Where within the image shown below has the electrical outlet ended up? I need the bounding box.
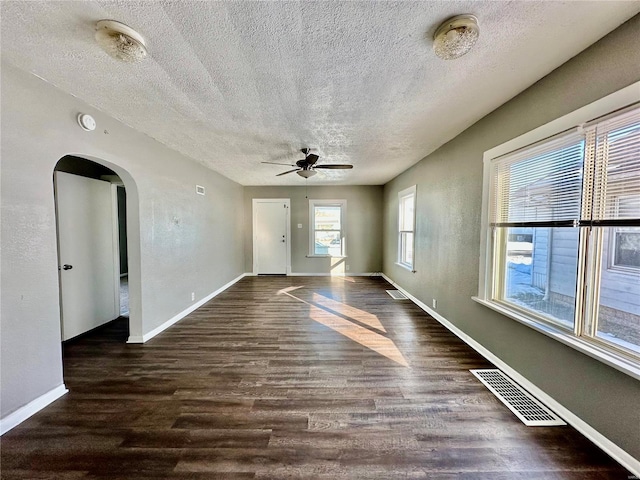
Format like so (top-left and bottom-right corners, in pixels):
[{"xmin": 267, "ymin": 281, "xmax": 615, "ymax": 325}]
[
  {"xmin": 346, "ymin": 264, "xmax": 350, "ymax": 271},
  {"xmin": 297, "ymin": 223, "xmax": 302, "ymax": 229},
  {"xmin": 432, "ymin": 298, "xmax": 437, "ymax": 309},
  {"xmin": 191, "ymin": 292, "xmax": 195, "ymax": 301}
]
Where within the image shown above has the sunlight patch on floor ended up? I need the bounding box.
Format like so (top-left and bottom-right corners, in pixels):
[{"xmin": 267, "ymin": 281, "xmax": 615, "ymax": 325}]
[
  {"xmin": 277, "ymin": 286, "xmax": 408, "ymax": 367},
  {"xmin": 309, "ymin": 306, "xmax": 409, "ymax": 367},
  {"xmin": 312, "ymin": 293, "xmax": 386, "ymax": 333}
]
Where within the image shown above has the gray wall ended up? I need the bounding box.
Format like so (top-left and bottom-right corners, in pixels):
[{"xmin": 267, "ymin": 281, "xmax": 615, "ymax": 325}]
[
  {"xmin": 244, "ymin": 186, "xmax": 383, "ymax": 274},
  {"xmin": 382, "ymin": 16, "xmax": 640, "ymax": 458},
  {"xmin": 1, "ymin": 62, "xmax": 245, "ymax": 419}
]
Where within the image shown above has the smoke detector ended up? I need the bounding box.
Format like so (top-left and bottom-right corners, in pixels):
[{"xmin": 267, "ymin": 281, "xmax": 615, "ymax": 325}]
[
  {"xmin": 433, "ymin": 15, "xmax": 479, "ymax": 60},
  {"xmin": 77, "ymin": 113, "xmax": 96, "ymax": 131},
  {"xmin": 95, "ymin": 20, "xmax": 147, "ymax": 63}
]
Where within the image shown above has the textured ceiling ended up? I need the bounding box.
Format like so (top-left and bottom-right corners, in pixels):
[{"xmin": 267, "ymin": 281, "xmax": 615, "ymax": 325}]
[{"xmin": 2, "ymin": 1, "xmax": 639, "ymax": 186}]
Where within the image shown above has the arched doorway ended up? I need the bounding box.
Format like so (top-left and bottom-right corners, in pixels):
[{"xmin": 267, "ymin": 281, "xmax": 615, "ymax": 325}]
[{"xmin": 53, "ymin": 155, "xmax": 142, "ymax": 344}]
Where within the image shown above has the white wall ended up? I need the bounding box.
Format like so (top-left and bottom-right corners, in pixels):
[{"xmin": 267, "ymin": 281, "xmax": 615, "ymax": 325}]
[{"xmin": 0, "ymin": 62, "xmax": 245, "ymax": 420}]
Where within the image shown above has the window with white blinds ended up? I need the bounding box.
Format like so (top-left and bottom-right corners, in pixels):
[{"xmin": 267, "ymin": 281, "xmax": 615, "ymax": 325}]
[
  {"xmin": 490, "ymin": 132, "xmax": 585, "ymax": 226},
  {"xmin": 490, "ymin": 105, "xmax": 640, "ymax": 228},
  {"xmin": 481, "ymin": 102, "xmax": 640, "ymax": 373},
  {"xmin": 587, "ymin": 107, "xmax": 640, "ymax": 224}
]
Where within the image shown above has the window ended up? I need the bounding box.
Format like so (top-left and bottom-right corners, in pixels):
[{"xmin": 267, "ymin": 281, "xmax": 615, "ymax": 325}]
[
  {"xmin": 609, "ymin": 197, "xmax": 640, "ymax": 271},
  {"xmin": 309, "ymin": 199, "xmax": 346, "ymax": 256},
  {"xmin": 611, "ymin": 227, "xmax": 640, "ymax": 270},
  {"xmin": 397, "ymin": 186, "xmax": 416, "ymax": 270},
  {"xmin": 477, "ymin": 100, "xmax": 640, "ymax": 376}
]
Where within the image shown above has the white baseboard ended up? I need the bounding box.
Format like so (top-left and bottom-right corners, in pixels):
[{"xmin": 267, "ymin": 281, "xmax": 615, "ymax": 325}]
[
  {"xmin": 246, "ymin": 272, "xmax": 382, "ymax": 277},
  {"xmin": 127, "ymin": 273, "xmax": 248, "ymax": 344},
  {"xmin": 1, "ymin": 384, "xmax": 68, "ymax": 436},
  {"xmin": 381, "ymin": 273, "xmax": 640, "ymax": 477},
  {"xmin": 288, "ymin": 272, "xmax": 381, "ymax": 277}
]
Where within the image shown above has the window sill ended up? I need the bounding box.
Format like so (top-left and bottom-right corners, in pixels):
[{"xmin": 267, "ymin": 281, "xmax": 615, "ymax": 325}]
[
  {"xmin": 395, "ymin": 262, "xmax": 415, "ymax": 272},
  {"xmin": 472, "ymin": 296, "xmax": 640, "ymax": 381},
  {"xmin": 306, "ymin": 255, "xmax": 347, "ymax": 258}
]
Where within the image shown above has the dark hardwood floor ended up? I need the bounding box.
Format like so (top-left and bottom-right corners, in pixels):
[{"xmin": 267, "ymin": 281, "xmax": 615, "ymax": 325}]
[{"xmin": 0, "ymin": 276, "xmax": 632, "ymax": 479}]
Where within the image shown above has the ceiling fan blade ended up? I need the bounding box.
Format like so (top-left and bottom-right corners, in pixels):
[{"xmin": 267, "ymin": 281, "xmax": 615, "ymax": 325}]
[
  {"xmin": 314, "ymin": 164, "xmax": 353, "ymax": 169},
  {"xmin": 306, "ymin": 154, "xmax": 319, "ymax": 165},
  {"xmin": 276, "ymin": 168, "xmax": 301, "ymax": 176},
  {"xmin": 262, "ymin": 161, "xmax": 296, "ymax": 166}
]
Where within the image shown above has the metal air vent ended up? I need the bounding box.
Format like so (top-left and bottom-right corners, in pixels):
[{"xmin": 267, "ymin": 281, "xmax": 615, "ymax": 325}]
[
  {"xmin": 470, "ymin": 369, "xmax": 566, "ymax": 426},
  {"xmin": 386, "ymin": 290, "xmax": 408, "ymax": 300}
]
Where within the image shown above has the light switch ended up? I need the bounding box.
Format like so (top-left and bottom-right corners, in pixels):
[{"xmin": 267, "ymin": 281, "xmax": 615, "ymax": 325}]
[{"xmin": 297, "ymin": 224, "xmax": 302, "ymax": 228}]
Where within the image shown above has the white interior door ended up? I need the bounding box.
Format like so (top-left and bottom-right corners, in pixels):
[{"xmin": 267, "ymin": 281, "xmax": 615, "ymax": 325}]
[
  {"xmin": 253, "ymin": 199, "xmax": 289, "ymax": 274},
  {"xmin": 55, "ymin": 172, "xmax": 119, "ymax": 341}
]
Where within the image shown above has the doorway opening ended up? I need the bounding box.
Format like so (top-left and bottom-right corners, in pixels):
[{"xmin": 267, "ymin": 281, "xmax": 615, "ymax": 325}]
[{"xmin": 54, "ymin": 156, "xmax": 130, "ymax": 342}]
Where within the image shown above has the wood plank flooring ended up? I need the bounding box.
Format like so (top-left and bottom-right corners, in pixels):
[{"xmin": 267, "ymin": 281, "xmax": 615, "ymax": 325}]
[{"xmin": 0, "ymin": 276, "xmax": 632, "ymax": 479}]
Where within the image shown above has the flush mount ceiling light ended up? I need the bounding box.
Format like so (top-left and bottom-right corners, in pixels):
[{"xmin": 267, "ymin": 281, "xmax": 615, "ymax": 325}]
[
  {"xmin": 433, "ymin": 14, "xmax": 479, "ymax": 60},
  {"xmin": 95, "ymin": 20, "xmax": 147, "ymax": 63},
  {"xmin": 297, "ymin": 169, "xmax": 317, "ymax": 178}
]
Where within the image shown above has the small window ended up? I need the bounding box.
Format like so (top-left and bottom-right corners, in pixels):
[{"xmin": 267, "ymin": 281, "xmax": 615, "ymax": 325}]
[
  {"xmin": 609, "ymin": 197, "xmax": 640, "ymax": 272},
  {"xmin": 309, "ymin": 199, "xmax": 346, "ymax": 256},
  {"xmin": 612, "ymin": 228, "xmax": 640, "ymax": 269},
  {"xmin": 397, "ymin": 186, "xmax": 416, "ymax": 270}
]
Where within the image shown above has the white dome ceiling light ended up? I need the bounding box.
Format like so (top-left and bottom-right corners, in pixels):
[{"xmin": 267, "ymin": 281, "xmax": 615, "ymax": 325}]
[
  {"xmin": 95, "ymin": 20, "xmax": 147, "ymax": 63},
  {"xmin": 433, "ymin": 15, "xmax": 479, "ymax": 60},
  {"xmin": 297, "ymin": 169, "xmax": 317, "ymax": 178}
]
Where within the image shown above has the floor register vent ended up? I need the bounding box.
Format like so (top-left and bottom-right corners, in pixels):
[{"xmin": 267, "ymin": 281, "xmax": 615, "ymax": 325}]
[
  {"xmin": 386, "ymin": 290, "xmax": 407, "ymax": 300},
  {"xmin": 470, "ymin": 369, "xmax": 566, "ymax": 427}
]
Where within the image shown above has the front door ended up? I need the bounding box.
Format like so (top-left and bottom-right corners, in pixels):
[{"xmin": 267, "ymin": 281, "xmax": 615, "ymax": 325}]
[
  {"xmin": 55, "ymin": 172, "xmax": 119, "ymax": 340},
  {"xmin": 253, "ymin": 199, "xmax": 289, "ymax": 274}
]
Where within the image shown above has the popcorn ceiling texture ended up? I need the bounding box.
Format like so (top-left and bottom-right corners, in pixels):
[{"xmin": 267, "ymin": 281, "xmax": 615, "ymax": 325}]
[{"xmin": 1, "ymin": 1, "xmax": 638, "ymax": 186}]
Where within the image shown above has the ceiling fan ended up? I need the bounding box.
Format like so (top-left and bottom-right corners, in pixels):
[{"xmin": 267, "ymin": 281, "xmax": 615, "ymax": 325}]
[{"xmin": 262, "ymin": 148, "xmax": 353, "ymax": 178}]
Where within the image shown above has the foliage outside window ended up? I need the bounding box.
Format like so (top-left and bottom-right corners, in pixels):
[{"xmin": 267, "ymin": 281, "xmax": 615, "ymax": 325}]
[
  {"xmin": 398, "ymin": 186, "xmax": 416, "ymax": 270},
  {"xmin": 309, "ymin": 199, "xmax": 346, "ymax": 256},
  {"xmin": 484, "ymin": 105, "xmax": 640, "ymax": 365}
]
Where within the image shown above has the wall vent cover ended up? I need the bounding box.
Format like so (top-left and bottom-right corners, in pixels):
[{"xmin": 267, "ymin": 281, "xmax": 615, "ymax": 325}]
[
  {"xmin": 470, "ymin": 369, "xmax": 566, "ymax": 426},
  {"xmin": 386, "ymin": 290, "xmax": 407, "ymax": 300},
  {"xmin": 196, "ymin": 185, "xmax": 205, "ymax": 195}
]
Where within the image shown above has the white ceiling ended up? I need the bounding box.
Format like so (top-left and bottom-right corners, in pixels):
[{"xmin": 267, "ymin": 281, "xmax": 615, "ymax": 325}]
[{"xmin": 2, "ymin": 2, "xmax": 638, "ymax": 186}]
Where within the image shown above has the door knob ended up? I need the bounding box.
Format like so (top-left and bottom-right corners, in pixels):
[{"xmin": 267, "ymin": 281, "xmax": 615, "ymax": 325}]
[{"xmin": 62, "ymin": 264, "xmax": 73, "ymax": 270}]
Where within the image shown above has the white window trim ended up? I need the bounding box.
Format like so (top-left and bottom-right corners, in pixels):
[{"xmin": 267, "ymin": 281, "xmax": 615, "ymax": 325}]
[
  {"xmin": 396, "ymin": 185, "xmax": 417, "ymax": 271},
  {"xmin": 475, "ymin": 81, "xmax": 640, "ymax": 380},
  {"xmin": 609, "ymin": 228, "xmax": 640, "ymax": 273},
  {"xmin": 608, "ymin": 196, "xmax": 640, "ymax": 273},
  {"xmin": 308, "ymin": 199, "xmax": 347, "ymax": 257}
]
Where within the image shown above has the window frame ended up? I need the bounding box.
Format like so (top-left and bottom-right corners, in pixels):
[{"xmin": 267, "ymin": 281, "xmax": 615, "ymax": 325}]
[
  {"xmin": 397, "ymin": 185, "xmax": 417, "ymax": 271},
  {"xmin": 474, "ymin": 82, "xmax": 640, "ymax": 380},
  {"xmin": 608, "ymin": 196, "xmax": 640, "ymax": 273},
  {"xmin": 308, "ymin": 199, "xmax": 347, "ymax": 257}
]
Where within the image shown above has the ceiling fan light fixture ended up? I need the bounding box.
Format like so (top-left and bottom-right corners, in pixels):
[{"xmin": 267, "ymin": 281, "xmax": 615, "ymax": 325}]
[
  {"xmin": 297, "ymin": 169, "xmax": 317, "ymax": 178},
  {"xmin": 433, "ymin": 14, "xmax": 479, "ymax": 60},
  {"xmin": 95, "ymin": 20, "xmax": 147, "ymax": 63}
]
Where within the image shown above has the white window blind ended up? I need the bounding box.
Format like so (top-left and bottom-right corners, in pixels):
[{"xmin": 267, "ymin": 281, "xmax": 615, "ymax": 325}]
[
  {"xmin": 489, "ymin": 131, "xmax": 585, "ymax": 226},
  {"xmin": 588, "ymin": 106, "xmax": 640, "ymax": 224}
]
